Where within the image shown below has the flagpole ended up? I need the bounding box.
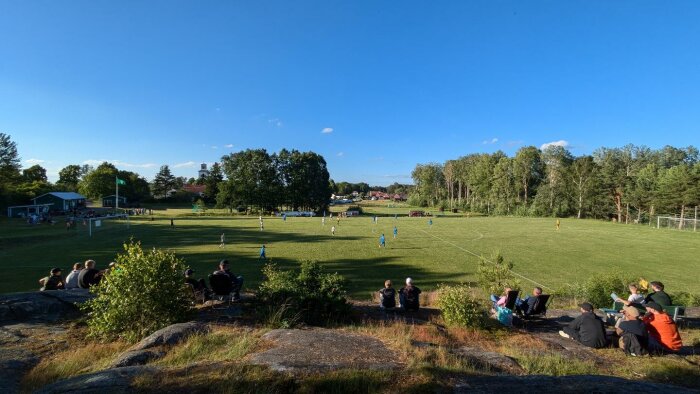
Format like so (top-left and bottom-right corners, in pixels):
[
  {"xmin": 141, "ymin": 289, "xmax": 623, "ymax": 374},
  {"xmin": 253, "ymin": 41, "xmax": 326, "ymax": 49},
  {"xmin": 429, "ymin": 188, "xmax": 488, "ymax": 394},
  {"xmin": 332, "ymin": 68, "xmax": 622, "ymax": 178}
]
[{"xmin": 115, "ymin": 176, "xmax": 119, "ymax": 213}]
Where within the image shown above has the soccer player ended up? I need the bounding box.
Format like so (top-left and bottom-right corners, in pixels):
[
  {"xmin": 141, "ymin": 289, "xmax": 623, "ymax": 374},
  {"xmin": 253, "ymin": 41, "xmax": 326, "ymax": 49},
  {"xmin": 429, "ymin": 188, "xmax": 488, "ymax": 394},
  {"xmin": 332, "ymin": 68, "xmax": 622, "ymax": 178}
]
[
  {"xmin": 219, "ymin": 233, "xmax": 225, "ymax": 248},
  {"xmin": 259, "ymin": 245, "xmax": 266, "ymax": 260},
  {"xmin": 428, "ymin": 218, "xmax": 433, "ymax": 227},
  {"xmin": 379, "ymin": 233, "xmax": 386, "ymax": 248},
  {"xmin": 322, "ymin": 216, "xmax": 326, "ymax": 226},
  {"xmin": 556, "ymin": 219, "xmax": 561, "ymax": 230},
  {"xmin": 331, "ymin": 225, "xmax": 336, "ymax": 235},
  {"xmin": 393, "ymin": 226, "xmax": 398, "ymax": 239},
  {"xmin": 170, "ymin": 219, "xmax": 174, "ymax": 227}
]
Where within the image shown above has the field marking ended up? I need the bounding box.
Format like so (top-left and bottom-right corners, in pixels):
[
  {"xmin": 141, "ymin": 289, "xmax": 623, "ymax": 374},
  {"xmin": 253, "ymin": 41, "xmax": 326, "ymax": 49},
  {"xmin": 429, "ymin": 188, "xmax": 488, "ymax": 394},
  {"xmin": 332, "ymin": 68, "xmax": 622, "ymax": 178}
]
[{"xmin": 407, "ymin": 220, "xmax": 553, "ymax": 292}]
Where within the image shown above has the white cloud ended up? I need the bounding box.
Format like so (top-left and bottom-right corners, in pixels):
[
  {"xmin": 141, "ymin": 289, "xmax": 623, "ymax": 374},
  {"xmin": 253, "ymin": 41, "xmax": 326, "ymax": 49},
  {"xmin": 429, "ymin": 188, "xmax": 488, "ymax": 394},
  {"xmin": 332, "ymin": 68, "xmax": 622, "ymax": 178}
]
[
  {"xmin": 268, "ymin": 118, "xmax": 283, "ymax": 127},
  {"xmin": 25, "ymin": 158, "xmax": 45, "ymax": 165},
  {"xmin": 540, "ymin": 140, "xmax": 570, "ymax": 150},
  {"xmin": 82, "ymin": 159, "xmax": 156, "ymax": 168},
  {"xmin": 337, "ymin": 152, "xmax": 344, "ymax": 157},
  {"xmin": 224, "ymin": 144, "xmax": 233, "ymax": 148},
  {"xmin": 211, "ymin": 145, "xmax": 218, "ymax": 149},
  {"xmin": 482, "ymin": 138, "xmax": 499, "ymax": 144},
  {"xmin": 321, "ymin": 127, "xmax": 333, "ymax": 134},
  {"xmin": 173, "ymin": 161, "xmax": 196, "ymax": 168}
]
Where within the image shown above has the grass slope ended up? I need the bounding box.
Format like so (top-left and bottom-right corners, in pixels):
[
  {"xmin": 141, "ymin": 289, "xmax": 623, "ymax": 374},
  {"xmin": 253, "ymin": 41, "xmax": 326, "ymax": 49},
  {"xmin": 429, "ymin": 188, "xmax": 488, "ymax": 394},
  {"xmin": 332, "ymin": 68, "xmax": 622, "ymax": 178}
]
[{"xmin": 1, "ymin": 210, "xmax": 699, "ymax": 297}]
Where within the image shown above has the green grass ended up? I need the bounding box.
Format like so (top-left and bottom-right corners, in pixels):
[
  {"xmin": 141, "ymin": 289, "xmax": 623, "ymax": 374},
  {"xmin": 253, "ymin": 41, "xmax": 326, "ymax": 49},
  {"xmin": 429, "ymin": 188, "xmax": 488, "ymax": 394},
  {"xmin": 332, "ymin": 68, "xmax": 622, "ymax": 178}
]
[{"xmin": 2, "ymin": 205, "xmax": 699, "ymax": 297}]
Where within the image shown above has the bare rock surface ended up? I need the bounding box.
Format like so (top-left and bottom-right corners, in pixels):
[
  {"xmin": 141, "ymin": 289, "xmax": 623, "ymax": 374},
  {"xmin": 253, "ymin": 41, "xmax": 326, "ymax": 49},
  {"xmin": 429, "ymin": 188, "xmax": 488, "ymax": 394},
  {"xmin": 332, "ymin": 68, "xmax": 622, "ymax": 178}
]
[
  {"xmin": 109, "ymin": 349, "xmax": 166, "ymax": 368},
  {"xmin": 454, "ymin": 375, "xmax": 698, "ymax": 393},
  {"xmin": 249, "ymin": 328, "xmax": 399, "ymax": 373},
  {"xmin": 0, "ymin": 347, "xmax": 38, "ymax": 393},
  {"xmin": 452, "ymin": 346, "xmax": 524, "ymax": 375},
  {"xmin": 35, "ymin": 366, "xmax": 158, "ymax": 394},
  {"xmin": 130, "ymin": 322, "xmax": 209, "ymax": 351},
  {"xmin": 0, "ymin": 290, "xmax": 92, "ymax": 324}
]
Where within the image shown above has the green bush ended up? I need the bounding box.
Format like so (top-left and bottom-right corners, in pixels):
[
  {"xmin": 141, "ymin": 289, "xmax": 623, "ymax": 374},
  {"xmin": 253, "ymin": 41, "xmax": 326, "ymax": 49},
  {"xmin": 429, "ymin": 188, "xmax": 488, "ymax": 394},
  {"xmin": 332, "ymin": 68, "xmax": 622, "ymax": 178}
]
[
  {"xmin": 257, "ymin": 260, "xmax": 350, "ymax": 326},
  {"xmin": 671, "ymin": 292, "xmax": 700, "ymax": 307},
  {"xmin": 557, "ymin": 271, "xmax": 637, "ymax": 309},
  {"xmin": 477, "ymin": 252, "xmax": 521, "ymax": 296},
  {"xmin": 81, "ymin": 240, "xmax": 193, "ymax": 342},
  {"xmin": 437, "ymin": 284, "xmax": 488, "ymax": 328}
]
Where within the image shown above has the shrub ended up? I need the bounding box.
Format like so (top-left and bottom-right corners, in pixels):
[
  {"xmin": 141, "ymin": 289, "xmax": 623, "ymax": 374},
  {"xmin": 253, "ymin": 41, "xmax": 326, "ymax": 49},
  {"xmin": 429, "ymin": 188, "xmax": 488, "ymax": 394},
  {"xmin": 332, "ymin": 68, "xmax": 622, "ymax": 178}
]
[
  {"xmin": 81, "ymin": 240, "xmax": 193, "ymax": 342},
  {"xmin": 671, "ymin": 292, "xmax": 700, "ymax": 307},
  {"xmin": 477, "ymin": 252, "xmax": 520, "ymax": 296},
  {"xmin": 257, "ymin": 260, "xmax": 350, "ymax": 326},
  {"xmin": 557, "ymin": 271, "xmax": 637, "ymax": 309},
  {"xmin": 437, "ymin": 284, "xmax": 488, "ymax": 328}
]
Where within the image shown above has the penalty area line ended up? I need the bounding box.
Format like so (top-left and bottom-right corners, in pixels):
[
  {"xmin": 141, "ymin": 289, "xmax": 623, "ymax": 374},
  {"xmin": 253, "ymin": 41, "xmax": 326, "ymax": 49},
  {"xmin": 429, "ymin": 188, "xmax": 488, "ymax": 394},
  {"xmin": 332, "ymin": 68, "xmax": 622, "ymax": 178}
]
[{"xmin": 412, "ymin": 223, "xmax": 553, "ymax": 292}]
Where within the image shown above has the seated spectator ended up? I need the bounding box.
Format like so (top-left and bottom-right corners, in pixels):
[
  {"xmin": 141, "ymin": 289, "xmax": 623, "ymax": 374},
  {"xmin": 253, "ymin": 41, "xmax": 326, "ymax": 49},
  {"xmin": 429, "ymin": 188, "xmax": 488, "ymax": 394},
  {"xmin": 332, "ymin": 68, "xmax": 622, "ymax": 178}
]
[
  {"xmin": 516, "ymin": 287, "xmax": 544, "ymax": 316},
  {"xmin": 559, "ymin": 302, "xmax": 607, "ymax": 349},
  {"xmin": 626, "ymin": 284, "xmax": 645, "ymax": 304},
  {"xmin": 39, "ymin": 268, "xmax": 64, "ymax": 291},
  {"xmin": 616, "ymin": 306, "xmax": 648, "ymax": 356},
  {"xmin": 64, "ymin": 262, "xmax": 82, "ymax": 290},
  {"xmin": 399, "ymin": 277, "xmax": 421, "ymax": 311},
  {"xmin": 623, "ymin": 281, "xmax": 671, "ymax": 308},
  {"xmin": 185, "ymin": 268, "xmax": 210, "ymax": 298},
  {"xmin": 378, "ymin": 280, "xmax": 397, "ymax": 309},
  {"xmin": 643, "ymin": 302, "xmax": 682, "ymax": 353},
  {"xmin": 490, "ymin": 287, "xmax": 512, "ymax": 310},
  {"xmin": 78, "ymin": 260, "xmax": 102, "ymax": 289},
  {"xmin": 212, "ymin": 259, "xmax": 243, "ymax": 300}
]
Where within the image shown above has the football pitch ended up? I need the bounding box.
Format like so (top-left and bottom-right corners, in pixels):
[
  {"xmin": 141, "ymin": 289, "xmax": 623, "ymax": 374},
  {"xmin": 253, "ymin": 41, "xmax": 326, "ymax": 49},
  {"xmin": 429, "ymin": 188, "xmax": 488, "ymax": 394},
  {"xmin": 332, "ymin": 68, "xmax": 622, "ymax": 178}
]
[{"xmin": 1, "ymin": 213, "xmax": 699, "ymax": 297}]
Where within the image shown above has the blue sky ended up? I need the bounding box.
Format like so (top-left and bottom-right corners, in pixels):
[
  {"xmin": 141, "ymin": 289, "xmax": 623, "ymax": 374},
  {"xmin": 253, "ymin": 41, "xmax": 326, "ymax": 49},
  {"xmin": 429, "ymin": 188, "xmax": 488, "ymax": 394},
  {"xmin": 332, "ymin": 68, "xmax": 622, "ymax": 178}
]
[{"xmin": 2, "ymin": 1, "xmax": 699, "ymax": 185}]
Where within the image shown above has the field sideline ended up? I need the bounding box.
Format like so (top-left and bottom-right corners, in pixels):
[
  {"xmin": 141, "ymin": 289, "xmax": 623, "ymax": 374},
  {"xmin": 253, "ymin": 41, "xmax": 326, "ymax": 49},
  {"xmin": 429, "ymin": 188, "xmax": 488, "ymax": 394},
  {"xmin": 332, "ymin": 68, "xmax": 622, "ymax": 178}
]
[{"xmin": 1, "ymin": 212, "xmax": 699, "ymax": 297}]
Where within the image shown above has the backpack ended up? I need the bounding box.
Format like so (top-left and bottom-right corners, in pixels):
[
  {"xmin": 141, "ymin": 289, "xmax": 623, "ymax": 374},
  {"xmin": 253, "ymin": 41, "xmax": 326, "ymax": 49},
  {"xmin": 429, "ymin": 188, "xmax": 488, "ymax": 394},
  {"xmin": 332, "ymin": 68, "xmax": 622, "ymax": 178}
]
[
  {"xmin": 621, "ymin": 332, "xmax": 648, "ymax": 357},
  {"xmin": 496, "ymin": 306, "xmax": 514, "ymax": 327}
]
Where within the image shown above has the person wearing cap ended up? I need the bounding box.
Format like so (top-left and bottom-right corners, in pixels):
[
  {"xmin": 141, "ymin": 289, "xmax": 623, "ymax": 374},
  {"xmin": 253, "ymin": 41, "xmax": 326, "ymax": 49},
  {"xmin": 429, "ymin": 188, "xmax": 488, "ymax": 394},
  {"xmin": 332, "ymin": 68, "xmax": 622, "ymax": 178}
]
[
  {"xmin": 185, "ymin": 268, "xmax": 210, "ymax": 298},
  {"xmin": 559, "ymin": 302, "xmax": 607, "ymax": 348},
  {"xmin": 399, "ymin": 277, "xmax": 422, "ymax": 311},
  {"xmin": 64, "ymin": 262, "xmax": 82, "ymax": 290},
  {"xmin": 212, "ymin": 259, "xmax": 243, "ymax": 301},
  {"xmin": 39, "ymin": 268, "xmax": 65, "ymax": 291},
  {"xmin": 642, "ymin": 302, "xmax": 682, "ymax": 353},
  {"xmin": 615, "ymin": 306, "xmax": 648, "ymax": 355}
]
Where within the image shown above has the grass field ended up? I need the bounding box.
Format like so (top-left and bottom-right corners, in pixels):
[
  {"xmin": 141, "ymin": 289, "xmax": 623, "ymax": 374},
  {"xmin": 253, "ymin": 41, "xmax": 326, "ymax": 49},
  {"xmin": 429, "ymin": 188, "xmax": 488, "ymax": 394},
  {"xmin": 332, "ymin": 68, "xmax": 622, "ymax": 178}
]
[{"xmin": 2, "ymin": 205, "xmax": 699, "ymax": 297}]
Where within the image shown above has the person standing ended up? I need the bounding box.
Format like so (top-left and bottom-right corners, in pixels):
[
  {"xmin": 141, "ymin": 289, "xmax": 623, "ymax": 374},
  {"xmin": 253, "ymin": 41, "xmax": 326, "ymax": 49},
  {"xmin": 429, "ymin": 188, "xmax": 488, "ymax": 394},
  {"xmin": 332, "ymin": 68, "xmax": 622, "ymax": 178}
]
[
  {"xmin": 393, "ymin": 226, "xmax": 398, "ymax": 239},
  {"xmin": 259, "ymin": 245, "xmax": 267, "ymax": 260},
  {"xmin": 428, "ymin": 218, "xmax": 433, "ymax": 227},
  {"xmin": 219, "ymin": 233, "xmax": 225, "ymax": 248},
  {"xmin": 556, "ymin": 219, "xmax": 561, "ymax": 230},
  {"xmin": 331, "ymin": 225, "xmax": 336, "ymax": 236},
  {"xmin": 170, "ymin": 219, "xmax": 174, "ymax": 227},
  {"xmin": 379, "ymin": 233, "xmax": 386, "ymax": 248},
  {"xmin": 322, "ymin": 216, "xmax": 326, "ymax": 226}
]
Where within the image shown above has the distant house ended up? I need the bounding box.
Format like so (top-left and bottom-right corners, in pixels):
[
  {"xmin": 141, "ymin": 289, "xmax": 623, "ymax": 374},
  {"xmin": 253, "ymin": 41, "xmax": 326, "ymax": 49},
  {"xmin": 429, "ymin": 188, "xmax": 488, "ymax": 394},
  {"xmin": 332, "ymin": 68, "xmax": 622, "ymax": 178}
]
[
  {"xmin": 369, "ymin": 191, "xmax": 391, "ymax": 200},
  {"xmin": 183, "ymin": 184, "xmax": 206, "ymax": 197},
  {"xmin": 32, "ymin": 192, "xmax": 87, "ymax": 212},
  {"xmin": 102, "ymin": 195, "xmax": 127, "ymax": 207}
]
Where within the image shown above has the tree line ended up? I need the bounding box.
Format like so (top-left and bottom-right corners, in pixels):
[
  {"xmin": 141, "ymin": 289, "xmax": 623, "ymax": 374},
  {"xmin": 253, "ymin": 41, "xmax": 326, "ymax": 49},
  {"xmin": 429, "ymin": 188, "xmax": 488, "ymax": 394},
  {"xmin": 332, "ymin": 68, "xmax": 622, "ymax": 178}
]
[
  {"xmin": 0, "ymin": 134, "xmax": 331, "ymax": 213},
  {"xmin": 410, "ymin": 144, "xmax": 700, "ymax": 224}
]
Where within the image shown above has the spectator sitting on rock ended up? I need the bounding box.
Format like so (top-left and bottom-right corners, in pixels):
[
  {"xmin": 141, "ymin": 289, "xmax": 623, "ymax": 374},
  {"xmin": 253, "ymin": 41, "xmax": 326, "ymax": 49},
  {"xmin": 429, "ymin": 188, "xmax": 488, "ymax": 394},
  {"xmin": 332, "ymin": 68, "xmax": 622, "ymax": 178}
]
[
  {"xmin": 212, "ymin": 259, "xmax": 243, "ymax": 301},
  {"xmin": 185, "ymin": 268, "xmax": 210, "ymax": 299},
  {"xmin": 78, "ymin": 260, "xmax": 102, "ymax": 289},
  {"xmin": 643, "ymin": 302, "xmax": 682, "ymax": 353},
  {"xmin": 516, "ymin": 287, "xmax": 543, "ymax": 316},
  {"xmin": 399, "ymin": 277, "xmax": 421, "ymax": 311},
  {"xmin": 378, "ymin": 280, "xmax": 397, "ymax": 309},
  {"xmin": 39, "ymin": 267, "xmax": 64, "ymax": 291},
  {"xmin": 64, "ymin": 262, "xmax": 82, "ymax": 290},
  {"xmin": 616, "ymin": 305, "xmax": 648, "ymax": 356},
  {"xmin": 558, "ymin": 302, "xmax": 608, "ymax": 349}
]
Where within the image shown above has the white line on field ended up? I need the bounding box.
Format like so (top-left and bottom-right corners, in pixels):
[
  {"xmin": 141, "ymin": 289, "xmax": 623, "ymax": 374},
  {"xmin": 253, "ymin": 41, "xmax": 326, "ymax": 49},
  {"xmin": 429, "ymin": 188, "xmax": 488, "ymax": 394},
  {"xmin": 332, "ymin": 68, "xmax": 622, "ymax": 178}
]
[{"xmin": 408, "ymin": 220, "xmax": 553, "ymax": 291}]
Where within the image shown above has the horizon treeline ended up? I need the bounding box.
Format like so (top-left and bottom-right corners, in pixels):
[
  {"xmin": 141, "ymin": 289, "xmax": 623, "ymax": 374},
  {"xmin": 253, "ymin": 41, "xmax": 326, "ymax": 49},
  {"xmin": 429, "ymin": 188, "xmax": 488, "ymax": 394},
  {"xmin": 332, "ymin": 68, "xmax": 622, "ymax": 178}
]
[{"xmin": 410, "ymin": 144, "xmax": 700, "ymax": 223}]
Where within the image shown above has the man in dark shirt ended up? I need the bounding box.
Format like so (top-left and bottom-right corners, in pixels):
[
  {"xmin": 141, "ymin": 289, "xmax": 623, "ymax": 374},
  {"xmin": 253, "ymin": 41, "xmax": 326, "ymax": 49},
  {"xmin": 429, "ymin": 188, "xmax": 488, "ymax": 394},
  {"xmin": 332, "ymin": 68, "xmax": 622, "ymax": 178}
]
[
  {"xmin": 399, "ymin": 277, "xmax": 421, "ymax": 311},
  {"xmin": 644, "ymin": 281, "xmax": 672, "ymax": 306},
  {"xmin": 378, "ymin": 280, "xmax": 397, "ymax": 309},
  {"xmin": 616, "ymin": 305, "xmax": 648, "ymax": 355},
  {"xmin": 517, "ymin": 287, "xmax": 544, "ymax": 316},
  {"xmin": 212, "ymin": 260, "xmax": 243, "ymax": 300},
  {"xmin": 559, "ymin": 302, "xmax": 607, "ymax": 348},
  {"xmin": 39, "ymin": 268, "xmax": 64, "ymax": 291},
  {"xmin": 78, "ymin": 260, "xmax": 102, "ymax": 288}
]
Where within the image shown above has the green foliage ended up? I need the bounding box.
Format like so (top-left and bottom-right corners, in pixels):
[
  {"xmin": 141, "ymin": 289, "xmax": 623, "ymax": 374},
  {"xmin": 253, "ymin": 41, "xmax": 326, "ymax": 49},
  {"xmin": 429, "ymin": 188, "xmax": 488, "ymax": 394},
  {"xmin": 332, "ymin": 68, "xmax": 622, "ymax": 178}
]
[
  {"xmin": 671, "ymin": 291, "xmax": 700, "ymax": 307},
  {"xmin": 257, "ymin": 260, "xmax": 350, "ymax": 326},
  {"xmin": 514, "ymin": 352, "xmax": 597, "ymax": 376},
  {"xmin": 557, "ymin": 271, "xmax": 637, "ymax": 309},
  {"xmin": 477, "ymin": 252, "xmax": 520, "ymax": 296},
  {"xmin": 81, "ymin": 240, "xmax": 193, "ymax": 342},
  {"xmin": 436, "ymin": 284, "xmax": 488, "ymax": 328}
]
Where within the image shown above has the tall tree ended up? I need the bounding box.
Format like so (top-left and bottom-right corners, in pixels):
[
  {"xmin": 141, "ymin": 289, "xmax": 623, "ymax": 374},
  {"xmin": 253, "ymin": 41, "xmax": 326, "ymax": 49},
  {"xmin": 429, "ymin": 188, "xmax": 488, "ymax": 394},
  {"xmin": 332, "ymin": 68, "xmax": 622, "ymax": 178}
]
[
  {"xmin": 655, "ymin": 164, "xmax": 696, "ymax": 228},
  {"xmin": 219, "ymin": 149, "xmax": 280, "ymax": 211},
  {"xmin": 78, "ymin": 162, "xmax": 119, "ymax": 199},
  {"xmin": 57, "ymin": 164, "xmax": 85, "ymax": 191},
  {"xmin": 204, "ymin": 162, "xmax": 223, "ymax": 203},
  {"xmin": 540, "ymin": 146, "xmax": 573, "ymax": 216},
  {"xmin": 0, "ymin": 133, "xmax": 21, "ymax": 187},
  {"xmin": 568, "ymin": 156, "xmax": 599, "ymax": 219},
  {"xmin": 513, "ymin": 146, "xmax": 544, "ymax": 205},
  {"xmin": 152, "ymin": 165, "xmax": 176, "ymax": 199},
  {"xmin": 22, "ymin": 165, "xmax": 48, "ymax": 183},
  {"xmin": 594, "ymin": 147, "xmax": 628, "ymax": 222}
]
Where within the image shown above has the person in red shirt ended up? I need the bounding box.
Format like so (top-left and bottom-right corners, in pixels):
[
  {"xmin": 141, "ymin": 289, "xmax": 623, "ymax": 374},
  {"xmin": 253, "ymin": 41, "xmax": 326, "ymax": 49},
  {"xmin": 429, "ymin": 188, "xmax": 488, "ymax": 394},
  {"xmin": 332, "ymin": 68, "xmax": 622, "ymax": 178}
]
[{"xmin": 642, "ymin": 302, "xmax": 682, "ymax": 353}]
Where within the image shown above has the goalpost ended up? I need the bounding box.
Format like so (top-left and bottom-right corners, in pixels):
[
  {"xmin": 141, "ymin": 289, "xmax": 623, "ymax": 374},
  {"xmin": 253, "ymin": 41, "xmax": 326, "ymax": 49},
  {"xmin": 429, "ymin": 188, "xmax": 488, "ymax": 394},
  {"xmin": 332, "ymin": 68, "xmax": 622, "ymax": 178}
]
[
  {"xmin": 657, "ymin": 215, "xmax": 698, "ymax": 232},
  {"xmin": 88, "ymin": 214, "xmax": 130, "ymax": 237}
]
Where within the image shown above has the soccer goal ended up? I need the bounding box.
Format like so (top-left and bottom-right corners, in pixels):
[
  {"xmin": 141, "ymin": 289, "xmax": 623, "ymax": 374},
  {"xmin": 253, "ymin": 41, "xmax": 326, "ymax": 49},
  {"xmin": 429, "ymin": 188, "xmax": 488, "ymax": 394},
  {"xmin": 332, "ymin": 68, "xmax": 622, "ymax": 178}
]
[
  {"xmin": 87, "ymin": 214, "xmax": 130, "ymax": 237},
  {"xmin": 656, "ymin": 216, "xmax": 699, "ymax": 232}
]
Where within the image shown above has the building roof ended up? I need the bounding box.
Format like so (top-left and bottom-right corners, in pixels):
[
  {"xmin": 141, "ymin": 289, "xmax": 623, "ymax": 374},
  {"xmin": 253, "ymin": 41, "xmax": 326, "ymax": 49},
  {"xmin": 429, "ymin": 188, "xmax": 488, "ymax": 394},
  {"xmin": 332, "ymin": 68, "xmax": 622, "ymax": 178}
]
[
  {"xmin": 33, "ymin": 192, "xmax": 87, "ymax": 201},
  {"xmin": 102, "ymin": 195, "xmax": 127, "ymax": 199},
  {"xmin": 183, "ymin": 184, "xmax": 206, "ymax": 193}
]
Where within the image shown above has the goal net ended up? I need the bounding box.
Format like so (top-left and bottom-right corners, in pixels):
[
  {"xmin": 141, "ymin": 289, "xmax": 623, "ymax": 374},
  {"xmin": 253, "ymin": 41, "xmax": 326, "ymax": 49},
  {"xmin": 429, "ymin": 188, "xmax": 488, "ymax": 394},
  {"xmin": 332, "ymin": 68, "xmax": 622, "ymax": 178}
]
[
  {"xmin": 87, "ymin": 214, "xmax": 130, "ymax": 237},
  {"xmin": 656, "ymin": 216, "xmax": 699, "ymax": 232}
]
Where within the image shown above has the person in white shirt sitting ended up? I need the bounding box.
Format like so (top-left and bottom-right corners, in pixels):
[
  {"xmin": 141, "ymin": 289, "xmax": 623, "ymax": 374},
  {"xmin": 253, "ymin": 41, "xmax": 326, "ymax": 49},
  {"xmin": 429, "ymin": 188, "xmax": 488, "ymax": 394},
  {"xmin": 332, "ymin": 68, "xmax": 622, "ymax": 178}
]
[{"xmin": 64, "ymin": 262, "xmax": 82, "ymax": 290}]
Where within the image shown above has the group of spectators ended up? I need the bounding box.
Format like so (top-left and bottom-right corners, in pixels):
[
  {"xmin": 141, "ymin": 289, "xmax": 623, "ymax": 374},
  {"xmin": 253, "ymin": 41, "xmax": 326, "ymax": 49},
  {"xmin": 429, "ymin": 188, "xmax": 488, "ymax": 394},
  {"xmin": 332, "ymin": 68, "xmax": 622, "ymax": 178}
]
[
  {"xmin": 559, "ymin": 281, "xmax": 683, "ymax": 355},
  {"xmin": 184, "ymin": 259, "xmax": 243, "ymax": 302},
  {"xmin": 378, "ymin": 278, "xmax": 422, "ymax": 311},
  {"xmin": 38, "ymin": 260, "xmax": 109, "ymax": 291}
]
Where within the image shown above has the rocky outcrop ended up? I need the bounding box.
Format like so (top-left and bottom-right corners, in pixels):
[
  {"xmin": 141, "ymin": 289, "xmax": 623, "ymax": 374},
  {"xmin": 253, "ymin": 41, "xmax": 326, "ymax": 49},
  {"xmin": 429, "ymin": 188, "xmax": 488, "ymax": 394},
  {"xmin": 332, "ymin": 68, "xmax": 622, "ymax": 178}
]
[
  {"xmin": 109, "ymin": 349, "xmax": 166, "ymax": 368},
  {"xmin": 0, "ymin": 290, "xmax": 92, "ymax": 324},
  {"xmin": 35, "ymin": 365, "xmax": 158, "ymax": 394},
  {"xmin": 452, "ymin": 346, "xmax": 524, "ymax": 374},
  {"xmin": 454, "ymin": 375, "xmax": 697, "ymax": 393},
  {"xmin": 249, "ymin": 328, "xmax": 399, "ymax": 373},
  {"xmin": 0, "ymin": 347, "xmax": 38, "ymax": 393},
  {"xmin": 130, "ymin": 322, "xmax": 210, "ymax": 351}
]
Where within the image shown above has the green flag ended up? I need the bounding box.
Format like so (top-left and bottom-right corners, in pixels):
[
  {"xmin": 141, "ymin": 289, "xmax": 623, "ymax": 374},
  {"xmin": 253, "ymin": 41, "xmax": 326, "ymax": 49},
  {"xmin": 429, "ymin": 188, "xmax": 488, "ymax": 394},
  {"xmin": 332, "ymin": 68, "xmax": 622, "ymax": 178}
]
[{"xmin": 116, "ymin": 177, "xmax": 126, "ymax": 185}]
